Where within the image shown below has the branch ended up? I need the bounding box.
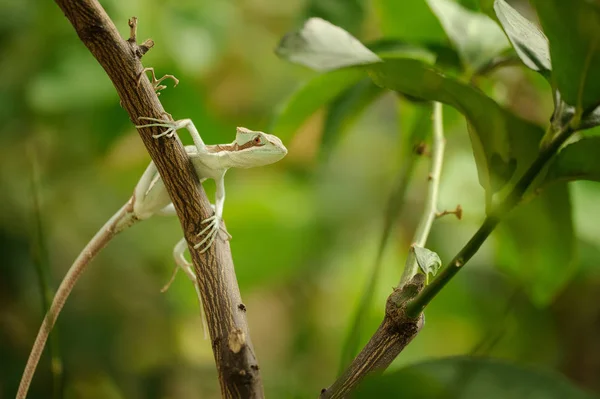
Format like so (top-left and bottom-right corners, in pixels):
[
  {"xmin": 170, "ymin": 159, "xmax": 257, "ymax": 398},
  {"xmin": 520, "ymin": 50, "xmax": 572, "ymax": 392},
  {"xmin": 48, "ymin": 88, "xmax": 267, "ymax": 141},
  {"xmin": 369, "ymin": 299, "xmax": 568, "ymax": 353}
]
[
  {"xmin": 323, "ymin": 103, "xmax": 445, "ymax": 397},
  {"xmin": 320, "ymin": 275, "xmax": 426, "ymax": 399},
  {"xmin": 52, "ymin": 1, "xmax": 263, "ymax": 397},
  {"xmin": 406, "ymin": 122, "xmax": 574, "ymax": 317},
  {"xmin": 322, "ymin": 106, "xmax": 575, "ymax": 397},
  {"xmin": 337, "ymin": 103, "xmax": 434, "ymax": 371},
  {"xmin": 399, "ymin": 102, "xmax": 447, "ymax": 286}
]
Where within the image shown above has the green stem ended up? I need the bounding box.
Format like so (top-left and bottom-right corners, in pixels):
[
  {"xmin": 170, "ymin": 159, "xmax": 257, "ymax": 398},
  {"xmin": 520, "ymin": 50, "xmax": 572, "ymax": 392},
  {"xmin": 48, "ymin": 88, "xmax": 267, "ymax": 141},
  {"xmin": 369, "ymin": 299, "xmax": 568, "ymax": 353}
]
[
  {"xmin": 406, "ymin": 124, "xmax": 574, "ymax": 318},
  {"xmin": 399, "ymin": 102, "xmax": 446, "ymax": 286},
  {"xmin": 337, "ymin": 103, "xmax": 432, "ymax": 371}
]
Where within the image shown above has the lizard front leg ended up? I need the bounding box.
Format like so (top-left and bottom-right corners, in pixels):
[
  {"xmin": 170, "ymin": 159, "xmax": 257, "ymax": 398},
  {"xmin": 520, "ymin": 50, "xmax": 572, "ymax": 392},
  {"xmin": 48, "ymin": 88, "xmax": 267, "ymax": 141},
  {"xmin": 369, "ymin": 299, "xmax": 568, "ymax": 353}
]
[
  {"xmin": 137, "ymin": 67, "xmax": 179, "ymax": 95},
  {"xmin": 136, "ymin": 117, "xmax": 208, "ymax": 155}
]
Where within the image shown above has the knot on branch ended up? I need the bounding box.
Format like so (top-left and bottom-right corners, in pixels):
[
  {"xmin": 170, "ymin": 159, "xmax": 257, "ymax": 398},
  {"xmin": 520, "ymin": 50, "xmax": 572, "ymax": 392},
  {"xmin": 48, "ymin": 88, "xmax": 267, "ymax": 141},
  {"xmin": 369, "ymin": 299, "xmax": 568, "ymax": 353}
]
[
  {"xmin": 228, "ymin": 328, "xmax": 246, "ymax": 354},
  {"xmin": 385, "ymin": 274, "xmax": 426, "ymax": 335},
  {"xmin": 127, "ymin": 17, "xmax": 154, "ymax": 58}
]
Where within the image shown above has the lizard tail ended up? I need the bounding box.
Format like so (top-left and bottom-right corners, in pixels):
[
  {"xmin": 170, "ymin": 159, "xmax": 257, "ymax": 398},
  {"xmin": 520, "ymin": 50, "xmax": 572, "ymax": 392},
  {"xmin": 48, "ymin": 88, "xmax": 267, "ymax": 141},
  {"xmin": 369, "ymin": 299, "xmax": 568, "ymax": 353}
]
[{"xmin": 16, "ymin": 197, "xmax": 138, "ymax": 399}]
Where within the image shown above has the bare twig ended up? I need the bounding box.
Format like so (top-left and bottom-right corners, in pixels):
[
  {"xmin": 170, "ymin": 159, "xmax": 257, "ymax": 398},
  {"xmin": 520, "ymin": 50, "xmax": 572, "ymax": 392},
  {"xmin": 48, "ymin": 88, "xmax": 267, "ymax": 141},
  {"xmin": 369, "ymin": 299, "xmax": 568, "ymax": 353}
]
[{"xmin": 45, "ymin": 1, "xmax": 263, "ymax": 397}]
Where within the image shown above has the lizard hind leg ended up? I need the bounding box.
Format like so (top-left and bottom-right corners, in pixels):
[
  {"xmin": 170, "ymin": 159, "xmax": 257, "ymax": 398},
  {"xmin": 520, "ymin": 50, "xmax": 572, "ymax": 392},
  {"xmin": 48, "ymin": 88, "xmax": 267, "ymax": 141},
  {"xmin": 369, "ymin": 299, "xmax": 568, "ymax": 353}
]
[{"xmin": 169, "ymin": 238, "xmax": 208, "ymax": 339}]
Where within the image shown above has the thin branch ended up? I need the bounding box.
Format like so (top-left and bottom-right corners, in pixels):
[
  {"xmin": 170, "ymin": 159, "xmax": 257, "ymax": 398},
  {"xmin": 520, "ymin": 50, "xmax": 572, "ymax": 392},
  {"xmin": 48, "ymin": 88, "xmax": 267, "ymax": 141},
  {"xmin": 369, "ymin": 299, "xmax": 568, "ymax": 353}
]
[
  {"xmin": 322, "ymin": 108, "xmax": 576, "ymax": 398},
  {"xmin": 48, "ymin": 2, "xmax": 263, "ymax": 397},
  {"xmin": 406, "ymin": 122, "xmax": 575, "ymax": 318},
  {"xmin": 399, "ymin": 102, "xmax": 447, "ymax": 286},
  {"xmin": 323, "ymin": 103, "xmax": 445, "ymax": 397},
  {"xmin": 337, "ymin": 103, "xmax": 433, "ymax": 372}
]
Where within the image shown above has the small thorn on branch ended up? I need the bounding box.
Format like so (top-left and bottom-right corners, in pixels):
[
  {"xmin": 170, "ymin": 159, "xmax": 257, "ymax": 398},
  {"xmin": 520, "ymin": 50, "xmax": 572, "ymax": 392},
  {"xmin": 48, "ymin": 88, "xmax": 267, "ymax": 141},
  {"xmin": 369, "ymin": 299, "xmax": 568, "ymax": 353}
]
[{"xmin": 436, "ymin": 204, "xmax": 462, "ymax": 220}]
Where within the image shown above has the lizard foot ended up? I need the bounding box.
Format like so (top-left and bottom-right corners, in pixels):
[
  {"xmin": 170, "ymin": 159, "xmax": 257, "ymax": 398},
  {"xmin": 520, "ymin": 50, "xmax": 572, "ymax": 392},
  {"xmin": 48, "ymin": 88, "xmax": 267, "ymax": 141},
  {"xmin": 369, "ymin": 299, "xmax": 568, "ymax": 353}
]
[
  {"xmin": 162, "ymin": 238, "xmax": 197, "ymax": 293},
  {"xmin": 137, "ymin": 67, "xmax": 179, "ymax": 95},
  {"xmin": 136, "ymin": 117, "xmax": 185, "ymax": 139},
  {"xmin": 193, "ymin": 215, "xmax": 222, "ymax": 253}
]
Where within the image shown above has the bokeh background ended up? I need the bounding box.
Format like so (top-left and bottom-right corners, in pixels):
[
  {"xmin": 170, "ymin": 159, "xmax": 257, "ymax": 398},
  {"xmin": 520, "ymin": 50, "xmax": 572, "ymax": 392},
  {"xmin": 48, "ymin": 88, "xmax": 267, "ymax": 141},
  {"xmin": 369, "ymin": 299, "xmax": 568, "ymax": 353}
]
[{"xmin": 2, "ymin": 0, "xmax": 600, "ymax": 398}]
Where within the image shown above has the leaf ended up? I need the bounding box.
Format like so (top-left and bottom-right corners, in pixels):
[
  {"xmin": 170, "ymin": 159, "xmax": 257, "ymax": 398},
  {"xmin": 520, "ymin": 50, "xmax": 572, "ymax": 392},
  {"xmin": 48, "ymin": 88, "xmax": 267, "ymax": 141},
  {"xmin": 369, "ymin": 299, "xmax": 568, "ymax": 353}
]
[
  {"xmin": 368, "ymin": 40, "xmax": 436, "ymax": 64},
  {"xmin": 321, "ymin": 78, "xmax": 384, "ymax": 159},
  {"xmin": 374, "ymin": 0, "xmax": 446, "ymax": 43},
  {"xmin": 532, "ymin": 0, "xmax": 600, "ymax": 113},
  {"xmin": 413, "ymin": 246, "xmax": 442, "ymax": 277},
  {"xmin": 354, "ymin": 356, "xmax": 594, "ymax": 398},
  {"xmin": 275, "ymin": 17, "xmax": 381, "ymax": 72},
  {"xmin": 493, "ymin": 0, "xmax": 551, "ymax": 75},
  {"xmin": 496, "ymin": 183, "xmax": 575, "ymax": 306},
  {"xmin": 427, "ymin": 0, "xmax": 509, "ymax": 72},
  {"xmin": 269, "ymin": 68, "xmax": 364, "ymax": 141},
  {"xmin": 367, "ymin": 58, "xmax": 544, "ymax": 194},
  {"xmin": 543, "ymin": 137, "xmax": 600, "ymax": 186},
  {"xmin": 272, "ymin": 36, "xmax": 436, "ymax": 143}
]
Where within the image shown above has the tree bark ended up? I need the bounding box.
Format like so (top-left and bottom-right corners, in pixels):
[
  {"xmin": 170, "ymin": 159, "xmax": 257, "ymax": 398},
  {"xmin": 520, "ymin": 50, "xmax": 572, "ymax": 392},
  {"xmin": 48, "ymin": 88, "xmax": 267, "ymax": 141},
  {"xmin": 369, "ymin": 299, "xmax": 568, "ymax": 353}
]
[
  {"xmin": 320, "ymin": 275, "xmax": 425, "ymax": 398},
  {"xmin": 52, "ymin": 1, "xmax": 263, "ymax": 397}
]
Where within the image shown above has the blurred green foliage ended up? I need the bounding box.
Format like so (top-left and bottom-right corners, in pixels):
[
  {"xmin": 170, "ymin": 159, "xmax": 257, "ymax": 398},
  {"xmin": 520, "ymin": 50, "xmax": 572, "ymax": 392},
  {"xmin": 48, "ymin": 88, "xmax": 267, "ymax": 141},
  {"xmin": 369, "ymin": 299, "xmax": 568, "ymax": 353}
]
[{"xmin": 2, "ymin": 0, "xmax": 600, "ymax": 398}]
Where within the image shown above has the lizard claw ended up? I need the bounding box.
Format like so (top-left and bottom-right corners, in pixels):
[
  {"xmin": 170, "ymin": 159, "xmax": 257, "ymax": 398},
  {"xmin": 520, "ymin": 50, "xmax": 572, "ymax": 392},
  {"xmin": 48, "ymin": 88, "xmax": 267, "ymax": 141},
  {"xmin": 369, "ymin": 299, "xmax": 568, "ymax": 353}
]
[
  {"xmin": 138, "ymin": 67, "xmax": 179, "ymax": 95},
  {"xmin": 136, "ymin": 117, "xmax": 179, "ymax": 139},
  {"xmin": 193, "ymin": 215, "xmax": 227, "ymax": 253}
]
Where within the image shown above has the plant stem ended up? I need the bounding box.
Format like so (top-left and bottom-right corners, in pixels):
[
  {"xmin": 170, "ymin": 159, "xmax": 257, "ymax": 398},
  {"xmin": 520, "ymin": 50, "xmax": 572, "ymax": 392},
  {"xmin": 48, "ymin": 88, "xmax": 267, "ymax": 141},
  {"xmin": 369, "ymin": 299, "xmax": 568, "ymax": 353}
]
[
  {"xmin": 337, "ymin": 103, "xmax": 432, "ymax": 371},
  {"xmin": 406, "ymin": 124, "xmax": 574, "ymax": 318},
  {"xmin": 399, "ymin": 102, "xmax": 446, "ymax": 286}
]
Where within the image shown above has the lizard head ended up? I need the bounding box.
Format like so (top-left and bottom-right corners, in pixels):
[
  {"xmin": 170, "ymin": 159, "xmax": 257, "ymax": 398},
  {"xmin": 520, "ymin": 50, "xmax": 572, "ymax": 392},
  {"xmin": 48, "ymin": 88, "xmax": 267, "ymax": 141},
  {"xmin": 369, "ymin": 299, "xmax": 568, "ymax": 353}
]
[{"xmin": 232, "ymin": 127, "xmax": 288, "ymax": 168}]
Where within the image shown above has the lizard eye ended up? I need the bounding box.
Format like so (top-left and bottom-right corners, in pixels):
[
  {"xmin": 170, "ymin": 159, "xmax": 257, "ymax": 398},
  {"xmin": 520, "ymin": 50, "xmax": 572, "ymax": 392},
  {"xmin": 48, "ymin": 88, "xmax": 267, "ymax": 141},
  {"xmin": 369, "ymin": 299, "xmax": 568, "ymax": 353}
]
[{"xmin": 253, "ymin": 136, "xmax": 262, "ymax": 145}]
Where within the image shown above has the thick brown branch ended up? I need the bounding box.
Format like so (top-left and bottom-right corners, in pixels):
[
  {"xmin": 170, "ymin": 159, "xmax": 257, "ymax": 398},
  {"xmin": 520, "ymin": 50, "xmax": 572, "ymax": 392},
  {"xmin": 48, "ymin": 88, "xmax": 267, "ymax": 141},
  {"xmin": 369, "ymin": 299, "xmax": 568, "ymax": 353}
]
[
  {"xmin": 52, "ymin": 1, "xmax": 263, "ymax": 397},
  {"xmin": 320, "ymin": 275, "xmax": 426, "ymax": 398}
]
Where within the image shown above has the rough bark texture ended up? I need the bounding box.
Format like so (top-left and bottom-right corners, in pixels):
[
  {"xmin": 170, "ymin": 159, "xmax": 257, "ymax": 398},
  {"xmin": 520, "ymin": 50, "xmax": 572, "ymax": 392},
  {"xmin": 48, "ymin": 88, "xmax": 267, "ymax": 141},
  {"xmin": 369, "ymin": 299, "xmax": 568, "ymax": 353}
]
[
  {"xmin": 320, "ymin": 275, "xmax": 425, "ymax": 398},
  {"xmin": 52, "ymin": 1, "xmax": 263, "ymax": 397}
]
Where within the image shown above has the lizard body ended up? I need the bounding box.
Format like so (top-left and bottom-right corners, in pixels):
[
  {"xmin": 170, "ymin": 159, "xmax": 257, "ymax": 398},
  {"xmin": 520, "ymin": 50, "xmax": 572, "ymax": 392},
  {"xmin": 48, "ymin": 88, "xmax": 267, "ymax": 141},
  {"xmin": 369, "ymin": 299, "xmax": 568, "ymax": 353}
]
[{"xmin": 16, "ymin": 119, "xmax": 287, "ymax": 399}]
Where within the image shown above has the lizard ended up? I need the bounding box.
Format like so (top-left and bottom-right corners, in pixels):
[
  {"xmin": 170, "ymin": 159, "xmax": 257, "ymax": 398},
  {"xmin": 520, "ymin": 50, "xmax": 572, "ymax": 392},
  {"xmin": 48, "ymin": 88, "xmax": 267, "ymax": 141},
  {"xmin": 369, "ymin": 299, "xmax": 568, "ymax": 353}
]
[{"xmin": 16, "ymin": 117, "xmax": 288, "ymax": 399}]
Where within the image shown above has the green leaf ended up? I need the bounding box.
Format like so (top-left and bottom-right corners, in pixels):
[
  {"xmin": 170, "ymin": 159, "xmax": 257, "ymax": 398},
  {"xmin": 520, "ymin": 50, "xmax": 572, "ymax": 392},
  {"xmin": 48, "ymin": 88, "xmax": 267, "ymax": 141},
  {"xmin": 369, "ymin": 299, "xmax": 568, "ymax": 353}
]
[
  {"xmin": 532, "ymin": 0, "xmax": 600, "ymax": 113},
  {"xmin": 493, "ymin": 0, "xmax": 551, "ymax": 75},
  {"xmin": 272, "ymin": 31, "xmax": 436, "ymax": 143},
  {"xmin": 496, "ymin": 183, "xmax": 575, "ymax": 306},
  {"xmin": 367, "ymin": 58, "xmax": 544, "ymax": 194},
  {"xmin": 321, "ymin": 78, "xmax": 384, "ymax": 159},
  {"xmin": 413, "ymin": 246, "xmax": 442, "ymax": 277},
  {"xmin": 544, "ymin": 137, "xmax": 600, "ymax": 186},
  {"xmin": 269, "ymin": 68, "xmax": 364, "ymax": 141},
  {"xmin": 374, "ymin": 0, "xmax": 446, "ymax": 43},
  {"xmin": 427, "ymin": 0, "xmax": 509, "ymax": 72},
  {"xmin": 275, "ymin": 17, "xmax": 381, "ymax": 72},
  {"xmin": 354, "ymin": 356, "xmax": 594, "ymax": 398}
]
